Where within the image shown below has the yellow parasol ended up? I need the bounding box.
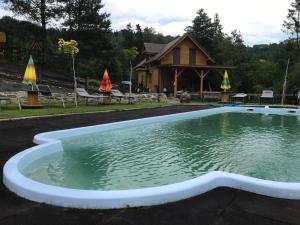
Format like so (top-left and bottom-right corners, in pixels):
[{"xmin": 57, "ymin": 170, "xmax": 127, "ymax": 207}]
[
  {"xmin": 220, "ymin": 70, "xmax": 231, "ymax": 92},
  {"xmin": 23, "ymin": 55, "xmax": 37, "ymax": 89}
]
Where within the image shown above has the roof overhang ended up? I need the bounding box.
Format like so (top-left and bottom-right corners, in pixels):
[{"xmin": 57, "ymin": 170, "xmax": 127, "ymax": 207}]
[
  {"xmin": 136, "ymin": 67, "xmax": 148, "ymax": 71},
  {"xmin": 158, "ymin": 64, "xmax": 235, "ymax": 70}
]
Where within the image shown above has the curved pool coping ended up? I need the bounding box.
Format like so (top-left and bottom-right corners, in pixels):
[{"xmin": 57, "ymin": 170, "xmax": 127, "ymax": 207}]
[{"xmin": 3, "ymin": 106, "xmax": 300, "ymax": 209}]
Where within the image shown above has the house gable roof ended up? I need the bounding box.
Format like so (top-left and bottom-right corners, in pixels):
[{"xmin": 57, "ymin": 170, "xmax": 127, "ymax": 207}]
[
  {"xmin": 144, "ymin": 43, "xmax": 166, "ymax": 54},
  {"xmin": 146, "ymin": 34, "xmax": 215, "ymax": 64},
  {"xmin": 134, "ymin": 58, "xmax": 146, "ymax": 69}
]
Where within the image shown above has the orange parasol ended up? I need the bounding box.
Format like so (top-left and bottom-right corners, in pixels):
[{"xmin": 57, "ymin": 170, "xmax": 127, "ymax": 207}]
[{"xmin": 99, "ymin": 68, "xmax": 112, "ymax": 92}]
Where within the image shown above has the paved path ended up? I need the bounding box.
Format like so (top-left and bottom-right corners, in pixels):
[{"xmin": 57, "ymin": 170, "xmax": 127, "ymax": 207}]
[{"xmin": 1, "ymin": 105, "xmax": 300, "ymax": 225}]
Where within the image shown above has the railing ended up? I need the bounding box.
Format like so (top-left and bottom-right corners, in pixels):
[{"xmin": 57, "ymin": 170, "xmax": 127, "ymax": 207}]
[{"xmin": 190, "ymin": 92, "xmax": 299, "ymax": 105}]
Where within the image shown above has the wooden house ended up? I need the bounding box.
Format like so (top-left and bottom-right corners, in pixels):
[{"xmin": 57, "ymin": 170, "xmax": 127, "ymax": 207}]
[{"xmin": 135, "ymin": 34, "xmax": 234, "ymax": 97}]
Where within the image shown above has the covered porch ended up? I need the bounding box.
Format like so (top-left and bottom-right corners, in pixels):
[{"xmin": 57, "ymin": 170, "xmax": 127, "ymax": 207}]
[{"xmin": 159, "ymin": 64, "xmax": 235, "ymax": 98}]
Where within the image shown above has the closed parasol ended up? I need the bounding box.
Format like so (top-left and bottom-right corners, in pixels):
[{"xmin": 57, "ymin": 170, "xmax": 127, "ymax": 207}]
[
  {"xmin": 220, "ymin": 70, "xmax": 231, "ymax": 92},
  {"xmin": 99, "ymin": 69, "xmax": 112, "ymax": 92}
]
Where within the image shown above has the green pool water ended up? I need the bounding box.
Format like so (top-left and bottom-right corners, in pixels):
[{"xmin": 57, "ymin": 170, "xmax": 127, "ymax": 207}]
[{"xmin": 22, "ymin": 112, "xmax": 300, "ymax": 190}]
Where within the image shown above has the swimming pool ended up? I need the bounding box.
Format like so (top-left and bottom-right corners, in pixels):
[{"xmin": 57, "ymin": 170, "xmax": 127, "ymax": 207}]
[{"xmin": 3, "ymin": 106, "xmax": 300, "ymax": 209}]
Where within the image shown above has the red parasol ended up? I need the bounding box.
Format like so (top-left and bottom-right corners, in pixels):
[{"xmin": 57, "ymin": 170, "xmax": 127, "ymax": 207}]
[{"xmin": 99, "ymin": 68, "xmax": 112, "ymax": 92}]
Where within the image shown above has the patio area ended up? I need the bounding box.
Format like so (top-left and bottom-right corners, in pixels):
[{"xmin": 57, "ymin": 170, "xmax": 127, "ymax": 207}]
[{"xmin": 1, "ymin": 105, "xmax": 300, "ymax": 225}]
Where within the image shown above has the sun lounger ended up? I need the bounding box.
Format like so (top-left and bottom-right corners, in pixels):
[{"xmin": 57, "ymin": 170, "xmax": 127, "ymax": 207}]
[
  {"xmin": 76, "ymin": 88, "xmax": 108, "ymax": 104},
  {"xmin": 260, "ymin": 90, "xmax": 274, "ymax": 104},
  {"xmin": 111, "ymin": 89, "xmax": 134, "ymax": 103},
  {"xmin": 111, "ymin": 89, "xmax": 125, "ymax": 103},
  {"xmin": 37, "ymin": 84, "xmax": 66, "ymax": 108},
  {"xmin": 231, "ymin": 93, "xmax": 248, "ymax": 103}
]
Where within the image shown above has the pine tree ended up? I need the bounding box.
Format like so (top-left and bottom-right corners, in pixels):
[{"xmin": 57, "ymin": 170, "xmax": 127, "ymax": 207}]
[
  {"xmin": 5, "ymin": 0, "xmax": 60, "ymax": 31},
  {"xmin": 120, "ymin": 23, "xmax": 135, "ymax": 48},
  {"xmin": 134, "ymin": 24, "xmax": 144, "ymax": 56},
  {"xmin": 61, "ymin": 0, "xmax": 111, "ymax": 32},
  {"xmin": 230, "ymin": 29, "xmax": 244, "ymax": 46},
  {"xmin": 213, "ymin": 14, "xmax": 223, "ymax": 40},
  {"xmin": 57, "ymin": 0, "xmax": 112, "ymax": 59},
  {"xmin": 185, "ymin": 9, "xmax": 215, "ymax": 51},
  {"xmin": 143, "ymin": 27, "xmax": 158, "ymax": 43}
]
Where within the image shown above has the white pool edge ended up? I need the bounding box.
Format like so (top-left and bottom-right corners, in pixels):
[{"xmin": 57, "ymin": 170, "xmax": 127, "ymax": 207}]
[{"xmin": 3, "ymin": 106, "xmax": 300, "ymax": 209}]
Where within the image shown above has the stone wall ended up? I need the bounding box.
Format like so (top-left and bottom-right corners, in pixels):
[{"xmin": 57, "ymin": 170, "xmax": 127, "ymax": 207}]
[{"xmin": 0, "ymin": 91, "xmax": 177, "ymax": 106}]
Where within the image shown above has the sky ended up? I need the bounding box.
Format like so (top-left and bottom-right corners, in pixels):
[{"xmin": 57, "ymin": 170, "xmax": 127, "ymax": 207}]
[
  {"xmin": 0, "ymin": 0, "xmax": 293, "ymax": 46},
  {"xmin": 102, "ymin": 0, "xmax": 291, "ymax": 46}
]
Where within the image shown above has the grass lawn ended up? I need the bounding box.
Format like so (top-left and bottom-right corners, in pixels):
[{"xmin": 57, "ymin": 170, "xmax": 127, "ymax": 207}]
[{"xmin": 0, "ymin": 102, "xmax": 170, "ymax": 120}]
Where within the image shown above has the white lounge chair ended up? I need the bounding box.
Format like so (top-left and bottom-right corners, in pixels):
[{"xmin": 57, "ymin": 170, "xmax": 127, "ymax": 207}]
[
  {"xmin": 260, "ymin": 90, "xmax": 274, "ymax": 104},
  {"xmin": 231, "ymin": 93, "xmax": 247, "ymax": 103},
  {"xmin": 111, "ymin": 89, "xmax": 134, "ymax": 103},
  {"xmin": 111, "ymin": 89, "xmax": 125, "ymax": 103},
  {"xmin": 76, "ymin": 88, "xmax": 108, "ymax": 104}
]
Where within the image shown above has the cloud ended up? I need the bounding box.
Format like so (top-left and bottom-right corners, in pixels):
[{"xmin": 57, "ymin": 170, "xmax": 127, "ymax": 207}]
[
  {"xmin": 157, "ymin": 17, "xmax": 190, "ymax": 26},
  {"xmin": 0, "ymin": 0, "xmax": 293, "ymax": 45},
  {"xmin": 102, "ymin": 0, "xmax": 292, "ymax": 45},
  {"xmin": 0, "ymin": 7, "xmax": 12, "ymax": 17}
]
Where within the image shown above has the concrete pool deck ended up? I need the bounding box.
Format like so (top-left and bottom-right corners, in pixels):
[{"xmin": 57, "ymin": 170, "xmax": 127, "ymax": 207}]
[{"xmin": 1, "ymin": 105, "xmax": 300, "ymax": 225}]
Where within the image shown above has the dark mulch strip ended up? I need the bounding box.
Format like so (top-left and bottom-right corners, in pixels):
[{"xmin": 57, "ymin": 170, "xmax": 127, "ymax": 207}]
[{"xmin": 1, "ymin": 105, "xmax": 300, "ymax": 225}]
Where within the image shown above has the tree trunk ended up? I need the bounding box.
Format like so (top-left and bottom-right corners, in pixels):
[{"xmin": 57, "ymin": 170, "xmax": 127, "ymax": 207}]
[
  {"xmin": 129, "ymin": 60, "xmax": 132, "ymax": 104},
  {"xmin": 68, "ymin": 0, "xmax": 73, "ymax": 33},
  {"xmin": 297, "ymin": 9, "xmax": 300, "ymax": 43},
  {"xmin": 72, "ymin": 54, "xmax": 78, "ymax": 107},
  {"xmin": 40, "ymin": 0, "xmax": 47, "ymax": 80},
  {"xmin": 281, "ymin": 58, "xmax": 290, "ymax": 105}
]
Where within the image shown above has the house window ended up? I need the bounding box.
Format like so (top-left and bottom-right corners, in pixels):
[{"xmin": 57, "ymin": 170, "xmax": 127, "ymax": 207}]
[
  {"xmin": 189, "ymin": 48, "xmax": 196, "ymax": 65},
  {"xmin": 173, "ymin": 48, "xmax": 180, "ymax": 64}
]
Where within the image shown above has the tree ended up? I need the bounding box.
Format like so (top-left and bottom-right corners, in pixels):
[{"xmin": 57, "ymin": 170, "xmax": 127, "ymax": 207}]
[
  {"xmin": 57, "ymin": 0, "xmax": 74, "ymax": 32},
  {"xmin": 133, "ymin": 24, "xmax": 144, "ymax": 60},
  {"xmin": 5, "ymin": 0, "xmax": 59, "ymax": 31},
  {"xmin": 143, "ymin": 26, "xmax": 158, "ymax": 43},
  {"xmin": 124, "ymin": 47, "xmax": 138, "ymax": 103},
  {"xmin": 58, "ymin": 38, "xmax": 79, "ymax": 107},
  {"xmin": 59, "ymin": 0, "xmax": 110, "ymax": 32},
  {"xmin": 185, "ymin": 9, "xmax": 215, "ymax": 51},
  {"xmin": 5, "ymin": 0, "xmax": 61, "ymax": 67},
  {"xmin": 213, "ymin": 13, "xmax": 223, "ymax": 40},
  {"xmin": 120, "ymin": 23, "xmax": 135, "ymax": 49},
  {"xmin": 0, "ymin": 16, "xmax": 42, "ymax": 47},
  {"xmin": 283, "ymin": 0, "xmax": 300, "ymax": 43},
  {"xmin": 287, "ymin": 59, "xmax": 300, "ymax": 91},
  {"xmin": 58, "ymin": 0, "xmax": 112, "ymax": 60},
  {"xmin": 230, "ymin": 29, "xmax": 244, "ymax": 46}
]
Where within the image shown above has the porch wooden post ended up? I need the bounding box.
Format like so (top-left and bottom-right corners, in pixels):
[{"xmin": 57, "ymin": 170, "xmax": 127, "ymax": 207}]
[
  {"xmin": 194, "ymin": 69, "xmax": 209, "ymax": 99},
  {"xmin": 158, "ymin": 69, "xmax": 163, "ymax": 93},
  {"xmin": 200, "ymin": 70, "xmax": 204, "ymax": 98},
  {"xmin": 174, "ymin": 68, "xmax": 178, "ymax": 97}
]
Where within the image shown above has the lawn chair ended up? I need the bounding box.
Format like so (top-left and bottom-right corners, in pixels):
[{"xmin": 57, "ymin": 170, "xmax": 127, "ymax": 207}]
[
  {"xmin": 111, "ymin": 89, "xmax": 125, "ymax": 103},
  {"xmin": 260, "ymin": 90, "xmax": 274, "ymax": 104},
  {"xmin": 76, "ymin": 88, "xmax": 108, "ymax": 104},
  {"xmin": 37, "ymin": 84, "xmax": 66, "ymax": 108},
  {"xmin": 231, "ymin": 93, "xmax": 248, "ymax": 103}
]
